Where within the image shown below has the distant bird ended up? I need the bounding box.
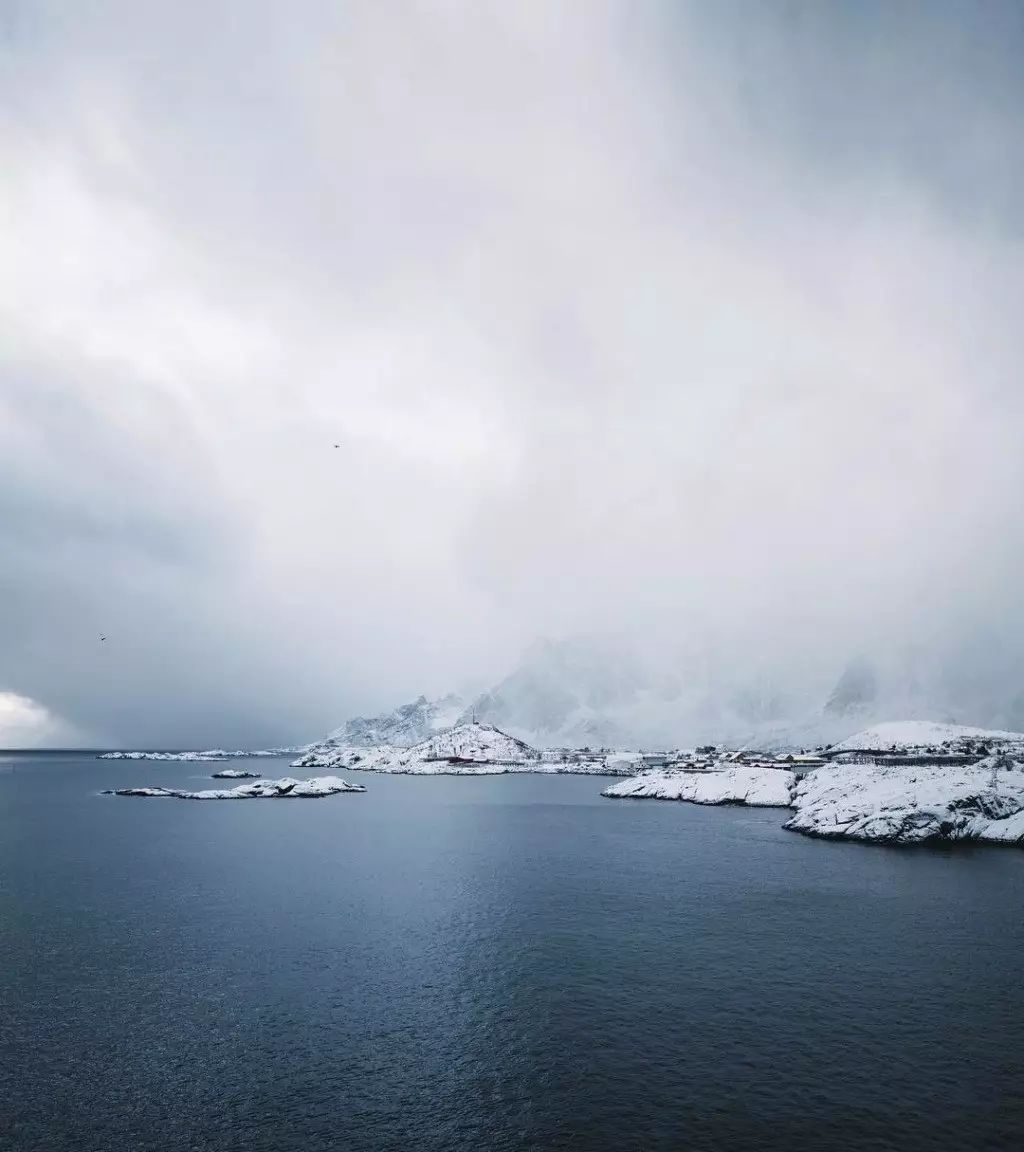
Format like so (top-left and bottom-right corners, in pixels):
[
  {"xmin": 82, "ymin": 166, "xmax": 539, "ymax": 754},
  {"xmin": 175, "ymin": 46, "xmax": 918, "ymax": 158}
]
[
  {"xmin": 100, "ymin": 636, "xmax": 107, "ymax": 642},
  {"xmin": 333, "ymin": 443, "xmax": 340, "ymax": 448}
]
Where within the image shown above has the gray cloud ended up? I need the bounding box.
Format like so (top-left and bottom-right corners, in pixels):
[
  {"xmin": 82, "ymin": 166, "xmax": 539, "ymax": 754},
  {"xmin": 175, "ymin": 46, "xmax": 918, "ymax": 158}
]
[{"xmin": 2, "ymin": 1, "xmax": 1023, "ymax": 745}]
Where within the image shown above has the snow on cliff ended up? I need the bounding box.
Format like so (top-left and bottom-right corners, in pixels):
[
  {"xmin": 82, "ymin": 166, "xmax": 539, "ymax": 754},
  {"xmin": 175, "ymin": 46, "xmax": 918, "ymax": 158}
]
[
  {"xmin": 603, "ymin": 764, "xmax": 795, "ymax": 807},
  {"xmin": 785, "ymin": 757, "xmax": 1024, "ymax": 845},
  {"xmin": 827, "ymin": 721, "xmax": 1024, "ymax": 754},
  {"xmin": 107, "ymin": 776, "xmax": 365, "ymax": 799}
]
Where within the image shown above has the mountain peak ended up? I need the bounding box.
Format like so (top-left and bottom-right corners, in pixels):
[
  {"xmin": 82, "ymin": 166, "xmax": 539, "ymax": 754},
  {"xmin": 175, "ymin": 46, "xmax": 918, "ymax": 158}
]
[{"xmin": 327, "ymin": 693, "xmax": 465, "ymax": 747}]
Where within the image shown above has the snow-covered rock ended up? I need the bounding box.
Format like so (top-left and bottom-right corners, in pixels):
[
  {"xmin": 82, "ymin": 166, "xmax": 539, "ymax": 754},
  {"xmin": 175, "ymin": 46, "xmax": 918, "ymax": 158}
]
[
  {"xmin": 293, "ymin": 743, "xmax": 395, "ymax": 772},
  {"xmin": 106, "ymin": 787, "xmax": 170, "ymax": 797},
  {"xmin": 785, "ymin": 757, "xmax": 1024, "ymax": 845},
  {"xmin": 602, "ymin": 764, "xmax": 795, "ymax": 807},
  {"xmin": 100, "ymin": 751, "xmax": 229, "ymax": 761},
  {"xmin": 106, "ymin": 776, "xmax": 365, "ymax": 799},
  {"xmin": 210, "ymin": 769, "xmax": 262, "ymax": 779}
]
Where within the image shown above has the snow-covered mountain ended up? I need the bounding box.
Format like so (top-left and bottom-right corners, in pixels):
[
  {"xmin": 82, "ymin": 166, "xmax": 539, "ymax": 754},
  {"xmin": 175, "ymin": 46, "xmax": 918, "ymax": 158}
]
[
  {"xmin": 295, "ymin": 720, "xmax": 535, "ymax": 772},
  {"xmin": 325, "ymin": 693, "xmax": 465, "ymax": 748},
  {"xmin": 309, "ymin": 635, "xmax": 1024, "ymax": 753},
  {"xmin": 452, "ymin": 639, "xmax": 892, "ymax": 749},
  {"xmin": 744, "ymin": 648, "xmax": 1024, "ymax": 752},
  {"xmin": 456, "ymin": 637, "xmax": 669, "ymax": 748},
  {"xmin": 823, "ymin": 656, "xmax": 878, "ymax": 717},
  {"xmin": 406, "ymin": 721, "xmax": 537, "ymax": 764}
]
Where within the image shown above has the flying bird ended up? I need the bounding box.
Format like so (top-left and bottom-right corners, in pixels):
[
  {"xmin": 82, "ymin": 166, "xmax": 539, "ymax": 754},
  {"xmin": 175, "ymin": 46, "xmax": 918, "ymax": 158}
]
[{"xmin": 100, "ymin": 635, "xmax": 107, "ymax": 641}]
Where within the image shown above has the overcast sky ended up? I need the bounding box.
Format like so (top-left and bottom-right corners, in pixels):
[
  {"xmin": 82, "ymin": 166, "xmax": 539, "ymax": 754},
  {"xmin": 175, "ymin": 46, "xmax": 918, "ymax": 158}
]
[{"xmin": 2, "ymin": 1, "xmax": 1023, "ymax": 747}]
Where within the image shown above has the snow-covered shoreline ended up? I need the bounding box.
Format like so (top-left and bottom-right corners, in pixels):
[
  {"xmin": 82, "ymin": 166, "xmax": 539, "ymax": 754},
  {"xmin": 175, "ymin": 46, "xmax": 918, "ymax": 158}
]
[
  {"xmin": 95, "ymin": 718, "xmax": 1024, "ymax": 847},
  {"xmin": 600, "ymin": 723, "xmax": 1024, "ymax": 847},
  {"xmin": 603, "ymin": 764, "xmax": 796, "ymax": 807}
]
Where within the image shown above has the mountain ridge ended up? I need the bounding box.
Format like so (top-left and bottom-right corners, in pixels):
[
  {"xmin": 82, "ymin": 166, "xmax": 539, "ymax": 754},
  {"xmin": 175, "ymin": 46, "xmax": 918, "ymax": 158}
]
[{"xmin": 309, "ymin": 638, "xmax": 1024, "ymax": 752}]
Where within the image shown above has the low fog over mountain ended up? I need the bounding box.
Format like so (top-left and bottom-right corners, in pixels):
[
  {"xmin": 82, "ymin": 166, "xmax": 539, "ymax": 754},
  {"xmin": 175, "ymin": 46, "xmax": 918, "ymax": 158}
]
[
  {"xmin": 320, "ymin": 634, "xmax": 1024, "ymax": 753},
  {"xmin": 3, "ymin": 2, "xmax": 1024, "ymax": 747}
]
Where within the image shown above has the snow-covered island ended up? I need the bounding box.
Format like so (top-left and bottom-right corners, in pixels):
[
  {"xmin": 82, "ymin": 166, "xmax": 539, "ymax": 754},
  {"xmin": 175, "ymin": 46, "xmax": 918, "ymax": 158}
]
[
  {"xmin": 106, "ymin": 776, "xmax": 365, "ymax": 799},
  {"xmin": 210, "ymin": 768, "xmax": 262, "ymax": 779},
  {"xmin": 98, "ymin": 748, "xmax": 295, "ymax": 762},
  {"xmin": 100, "ymin": 751, "xmax": 229, "ymax": 762},
  {"xmin": 293, "ymin": 721, "xmax": 625, "ymax": 775}
]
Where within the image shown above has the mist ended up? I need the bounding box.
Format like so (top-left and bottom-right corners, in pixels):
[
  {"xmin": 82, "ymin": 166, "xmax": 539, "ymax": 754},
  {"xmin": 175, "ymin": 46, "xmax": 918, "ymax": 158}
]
[{"xmin": 2, "ymin": 1, "xmax": 1023, "ymax": 746}]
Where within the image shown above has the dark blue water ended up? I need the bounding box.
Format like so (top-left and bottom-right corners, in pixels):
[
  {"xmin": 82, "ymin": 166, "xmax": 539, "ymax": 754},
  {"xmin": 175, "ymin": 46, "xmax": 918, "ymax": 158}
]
[{"xmin": 2, "ymin": 753, "xmax": 1023, "ymax": 1151}]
